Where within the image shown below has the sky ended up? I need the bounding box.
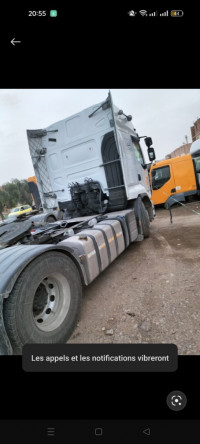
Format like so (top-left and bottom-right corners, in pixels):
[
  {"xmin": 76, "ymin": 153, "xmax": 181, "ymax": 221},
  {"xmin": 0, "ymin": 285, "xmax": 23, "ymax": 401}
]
[{"xmin": 0, "ymin": 89, "xmax": 200, "ymax": 185}]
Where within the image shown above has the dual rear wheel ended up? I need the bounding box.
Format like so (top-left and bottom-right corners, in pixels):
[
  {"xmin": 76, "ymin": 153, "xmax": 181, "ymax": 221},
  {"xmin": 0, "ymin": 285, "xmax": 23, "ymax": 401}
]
[{"xmin": 3, "ymin": 252, "xmax": 82, "ymax": 354}]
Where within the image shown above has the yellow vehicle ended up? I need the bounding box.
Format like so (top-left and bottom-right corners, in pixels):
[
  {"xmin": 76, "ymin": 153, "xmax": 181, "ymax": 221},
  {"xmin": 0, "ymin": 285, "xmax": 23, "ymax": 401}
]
[
  {"xmin": 8, "ymin": 204, "xmax": 32, "ymax": 217},
  {"xmin": 150, "ymin": 154, "xmax": 200, "ymax": 207}
]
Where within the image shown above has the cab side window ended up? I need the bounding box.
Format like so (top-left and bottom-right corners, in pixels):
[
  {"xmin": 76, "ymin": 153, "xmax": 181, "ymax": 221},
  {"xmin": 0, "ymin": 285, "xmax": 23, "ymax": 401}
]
[
  {"xmin": 131, "ymin": 137, "xmax": 145, "ymax": 166},
  {"xmin": 152, "ymin": 166, "xmax": 170, "ymax": 190}
]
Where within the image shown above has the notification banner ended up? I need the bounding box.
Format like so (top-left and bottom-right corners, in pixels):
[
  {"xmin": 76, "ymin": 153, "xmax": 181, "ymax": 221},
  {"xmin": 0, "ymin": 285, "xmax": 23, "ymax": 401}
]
[{"xmin": 23, "ymin": 344, "xmax": 178, "ymax": 372}]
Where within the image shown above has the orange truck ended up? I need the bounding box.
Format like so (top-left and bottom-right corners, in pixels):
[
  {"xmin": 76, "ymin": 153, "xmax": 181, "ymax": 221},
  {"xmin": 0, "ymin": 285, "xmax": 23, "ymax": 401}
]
[{"xmin": 150, "ymin": 153, "xmax": 200, "ymax": 208}]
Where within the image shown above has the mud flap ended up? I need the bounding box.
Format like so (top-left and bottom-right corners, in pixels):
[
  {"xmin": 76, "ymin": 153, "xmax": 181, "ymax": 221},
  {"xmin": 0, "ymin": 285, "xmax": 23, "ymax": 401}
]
[
  {"xmin": 0, "ymin": 296, "xmax": 13, "ymax": 355},
  {"xmin": 164, "ymin": 193, "xmax": 185, "ymax": 209}
]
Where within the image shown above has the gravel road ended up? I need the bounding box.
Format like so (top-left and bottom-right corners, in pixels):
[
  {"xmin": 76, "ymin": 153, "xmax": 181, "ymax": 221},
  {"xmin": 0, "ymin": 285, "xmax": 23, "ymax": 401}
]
[{"xmin": 69, "ymin": 201, "xmax": 200, "ymax": 355}]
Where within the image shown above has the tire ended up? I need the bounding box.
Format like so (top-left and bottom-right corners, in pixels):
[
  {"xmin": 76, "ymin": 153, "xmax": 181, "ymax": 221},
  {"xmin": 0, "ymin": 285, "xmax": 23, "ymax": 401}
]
[
  {"xmin": 46, "ymin": 216, "xmax": 56, "ymax": 222},
  {"xmin": 3, "ymin": 252, "xmax": 82, "ymax": 354},
  {"xmin": 140, "ymin": 201, "xmax": 150, "ymax": 238}
]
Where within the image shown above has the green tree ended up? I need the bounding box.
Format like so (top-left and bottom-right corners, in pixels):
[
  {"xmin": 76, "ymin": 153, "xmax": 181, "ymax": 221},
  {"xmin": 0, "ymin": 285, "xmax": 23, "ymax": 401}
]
[
  {"xmin": 2, "ymin": 182, "xmax": 20, "ymax": 208},
  {"xmin": 18, "ymin": 180, "xmax": 32, "ymax": 205},
  {"xmin": 9, "ymin": 179, "xmax": 32, "ymax": 206},
  {"xmin": 0, "ymin": 189, "xmax": 10, "ymax": 220},
  {"xmin": 1, "ymin": 179, "xmax": 33, "ymax": 211}
]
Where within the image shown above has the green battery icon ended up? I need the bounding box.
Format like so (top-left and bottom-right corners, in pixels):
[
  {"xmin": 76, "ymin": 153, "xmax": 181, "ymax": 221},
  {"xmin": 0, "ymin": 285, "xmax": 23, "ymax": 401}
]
[{"xmin": 50, "ymin": 10, "xmax": 57, "ymax": 17}]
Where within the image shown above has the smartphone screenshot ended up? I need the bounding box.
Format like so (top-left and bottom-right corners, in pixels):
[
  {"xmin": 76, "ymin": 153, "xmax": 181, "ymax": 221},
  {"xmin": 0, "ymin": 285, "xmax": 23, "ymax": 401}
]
[{"xmin": 0, "ymin": 4, "xmax": 199, "ymax": 443}]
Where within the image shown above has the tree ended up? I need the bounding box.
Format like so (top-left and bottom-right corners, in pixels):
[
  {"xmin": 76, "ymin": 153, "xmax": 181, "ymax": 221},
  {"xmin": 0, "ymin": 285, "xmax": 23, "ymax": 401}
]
[
  {"xmin": 8, "ymin": 179, "xmax": 32, "ymax": 206},
  {"xmin": 1, "ymin": 179, "xmax": 33, "ymax": 214},
  {"xmin": 2, "ymin": 182, "xmax": 20, "ymax": 208},
  {"xmin": 0, "ymin": 189, "xmax": 10, "ymax": 220},
  {"xmin": 18, "ymin": 180, "xmax": 32, "ymax": 206}
]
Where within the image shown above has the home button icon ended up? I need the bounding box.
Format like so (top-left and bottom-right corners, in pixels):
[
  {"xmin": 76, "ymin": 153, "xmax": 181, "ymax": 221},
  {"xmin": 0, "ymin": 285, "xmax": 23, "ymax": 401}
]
[{"xmin": 95, "ymin": 427, "xmax": 103, "ymax": 436}]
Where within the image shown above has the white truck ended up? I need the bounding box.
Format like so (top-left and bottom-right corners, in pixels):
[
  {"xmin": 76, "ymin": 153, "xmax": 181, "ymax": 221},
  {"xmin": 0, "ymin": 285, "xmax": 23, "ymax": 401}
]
[{"xmin": 0, "ymin": 92, "xmax": 156, "ymax": 355}]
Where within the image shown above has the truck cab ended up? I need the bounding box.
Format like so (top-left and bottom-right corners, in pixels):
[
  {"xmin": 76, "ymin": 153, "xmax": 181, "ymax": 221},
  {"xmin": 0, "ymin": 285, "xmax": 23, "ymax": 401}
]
[
  {"xmin": 27, "ymin": 92, "xmax": 154, "ymax": 220},
  {"xmin": 150, "ymin": 154, "xmax": 199, "ymax": 207}
]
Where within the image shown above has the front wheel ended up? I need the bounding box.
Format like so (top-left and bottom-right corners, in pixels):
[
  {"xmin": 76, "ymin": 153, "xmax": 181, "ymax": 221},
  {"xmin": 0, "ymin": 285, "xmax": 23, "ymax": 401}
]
[
  {"xmin": 140, "ymin": 201, "xmax": 150, "ymax": 238},
  {"xmin": 3, "ymin": 252, "xmax": 82, "ymax": 354},
  {"xmin": 46, "ymin": 215, "xmax": 56, "ymax": 222}
]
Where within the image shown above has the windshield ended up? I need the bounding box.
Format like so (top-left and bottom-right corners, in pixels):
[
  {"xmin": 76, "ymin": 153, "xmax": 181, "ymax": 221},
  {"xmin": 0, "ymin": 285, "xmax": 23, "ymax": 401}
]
[{"xmin": 194, "ymin": 156, "xmax": 200, "ymax": 173}]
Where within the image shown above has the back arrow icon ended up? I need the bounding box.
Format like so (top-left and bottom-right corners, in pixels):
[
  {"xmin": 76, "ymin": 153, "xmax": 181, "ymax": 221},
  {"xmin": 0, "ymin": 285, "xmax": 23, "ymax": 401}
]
[
  {"xmin": 11, "ymin": 38, "xmax": 21, "ymax": 46},
  {"xmin": 143, "ymin": 428, "xmax": 151, "ymax": 436}
]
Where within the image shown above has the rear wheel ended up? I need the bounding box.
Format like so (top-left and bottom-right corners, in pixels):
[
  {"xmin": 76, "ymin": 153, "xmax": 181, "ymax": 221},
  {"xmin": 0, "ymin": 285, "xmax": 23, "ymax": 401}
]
[{"xmin": 3, "ymin": 252, "xmax": 82, "ymax": 354}]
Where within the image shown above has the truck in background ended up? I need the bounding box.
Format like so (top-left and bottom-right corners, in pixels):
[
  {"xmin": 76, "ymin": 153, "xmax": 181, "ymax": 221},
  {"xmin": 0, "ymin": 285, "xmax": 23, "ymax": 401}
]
[
  {"xmin": 27, "ymin": 175, "xmax": 61, "ymax": 222},
  {"xmin": 190, "ymin": 138, "xmax": 200, "ymax": 186},
  {"xmin": 150, "ymin": 145, "xmax": 200, "ymax": 208},
  {"xmin": 0, "ymin": 92, "xmax": 156, "ymax": 355},
  {"xmin": 27, "ymin": 175, "xmax": 42, "ymax": 210}
]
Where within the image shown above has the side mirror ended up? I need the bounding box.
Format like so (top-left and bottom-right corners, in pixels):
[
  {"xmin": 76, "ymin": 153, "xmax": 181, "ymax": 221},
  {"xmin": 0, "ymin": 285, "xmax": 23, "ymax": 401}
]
[
  {"xmin": 118, "ymin": 110, "xmax": 123, "ymax": 115},
  {"xmin": 148, "ymin": 147, "xmax": 156, "ymax": 162},
  {"xmin": 145, "ymin": 137, "xmax": 153, "ymax": 148}
]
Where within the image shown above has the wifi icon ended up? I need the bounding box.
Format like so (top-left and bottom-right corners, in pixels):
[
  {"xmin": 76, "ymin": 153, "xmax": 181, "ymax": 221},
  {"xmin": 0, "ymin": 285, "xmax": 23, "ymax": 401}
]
[{"xmin": 139, "ymin": 10, "xmax": 147, "ymax": 16}]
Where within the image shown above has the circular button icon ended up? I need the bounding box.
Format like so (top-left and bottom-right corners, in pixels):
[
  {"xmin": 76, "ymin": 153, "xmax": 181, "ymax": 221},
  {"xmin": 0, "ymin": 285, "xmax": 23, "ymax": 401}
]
[{"xmin": 166, "ymin": 391, "xmax": 187, "ymax": 411}]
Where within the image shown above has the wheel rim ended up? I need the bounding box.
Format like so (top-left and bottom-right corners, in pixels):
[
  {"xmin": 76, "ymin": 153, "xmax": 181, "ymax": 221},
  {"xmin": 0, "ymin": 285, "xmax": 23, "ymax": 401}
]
[{"xmin": 32, "ymin": 273, "xmax": 71, "ymax": 332}]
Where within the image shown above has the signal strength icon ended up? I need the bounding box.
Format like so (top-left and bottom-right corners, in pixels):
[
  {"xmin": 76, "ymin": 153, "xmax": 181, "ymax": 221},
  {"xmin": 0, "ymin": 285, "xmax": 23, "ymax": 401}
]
[
  {"xmin": 139, "ymin": 10, "xmax": 147, "ymax": 16},
  {"xmin": 160, "ymin": 10, "xmax": 169, "ymax": 16},
  {"xmin": 149, "ymin": 11, "xmax": 158, "ymax": 16}
]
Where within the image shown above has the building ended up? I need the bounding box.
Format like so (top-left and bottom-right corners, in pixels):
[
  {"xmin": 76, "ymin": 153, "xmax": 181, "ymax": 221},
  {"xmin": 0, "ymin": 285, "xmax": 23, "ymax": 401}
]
[
  {"xmin": 165, "ymin": 118, "xmax": 200, "ymax": 159},
  {"xmin": 191, "ymin": 117, "xmax": 200, "ymax": 142},
  {"xmin": 165, "ymin": 143, "xmax": 192, "ymax": 159}
]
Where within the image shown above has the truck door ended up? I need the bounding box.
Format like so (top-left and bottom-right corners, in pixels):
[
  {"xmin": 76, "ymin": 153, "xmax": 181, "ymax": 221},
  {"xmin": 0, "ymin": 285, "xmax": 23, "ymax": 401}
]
[
  {"xmin": 130, "ymin": 136, "xmax": 151, "ymax": 194},
  {"xmin": 109, "ymin": 92, "xmax": 151, "ymax": 200},
  {"xmin": 151, "ymin": 164, "xmax": 174, "ymax": 205}
]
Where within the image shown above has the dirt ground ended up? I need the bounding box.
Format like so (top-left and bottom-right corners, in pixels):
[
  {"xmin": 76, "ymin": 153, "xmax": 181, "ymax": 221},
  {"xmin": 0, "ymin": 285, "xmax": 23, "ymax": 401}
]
[{"xmin": 69, "ymin": 201, "xmax": 200, "ymax": 354}]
